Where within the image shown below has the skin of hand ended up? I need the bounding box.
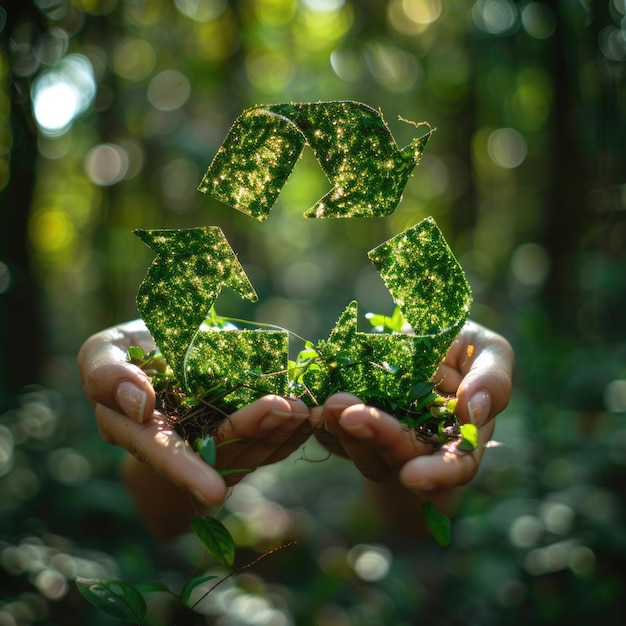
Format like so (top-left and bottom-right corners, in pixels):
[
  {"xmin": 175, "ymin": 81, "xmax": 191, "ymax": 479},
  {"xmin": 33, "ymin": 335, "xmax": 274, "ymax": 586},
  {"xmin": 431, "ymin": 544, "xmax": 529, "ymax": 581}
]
[
  {"xmin": 78, "ymin": 319, "xmax": 512, "ymax": 539},
  {"xmin": 78, "ymin": 319, "xmax": 311, "ymax": 538},
  {"xmin": 309, "ymin": 321, "xmax": 514, "ymax": 535}
]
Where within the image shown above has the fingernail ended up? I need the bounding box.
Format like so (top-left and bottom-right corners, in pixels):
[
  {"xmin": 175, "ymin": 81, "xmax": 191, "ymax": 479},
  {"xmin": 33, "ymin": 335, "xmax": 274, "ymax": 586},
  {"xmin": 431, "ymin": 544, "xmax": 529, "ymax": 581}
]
[
  {"xmin": 116, "ymin": 381, "xmax": 147, "ymax": 423},
  {"xmin": 410, "ymin": 479, "xmax": 435, "ymax": 493},
  {"xmin": 338, "ymin": 415, "xmax": 372, "ymax": 438},
  {"xmin": 259, "ymin": 410, "xmax": 293, "ymax": 430},
  {"xmin": 467, "ymin": 391, "xmax": 491, "ymax": 427},
  {"xmin": 192, "ymin": 489, "xmax": 214, "ymax": 508}
]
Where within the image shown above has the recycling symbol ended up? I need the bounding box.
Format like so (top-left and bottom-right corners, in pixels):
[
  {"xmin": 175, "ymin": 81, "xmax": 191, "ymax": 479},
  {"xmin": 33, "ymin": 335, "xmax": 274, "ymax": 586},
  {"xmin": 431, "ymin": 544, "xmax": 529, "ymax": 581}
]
[{"xmin": 134, "ymin": 101, "xmax": 472, "ymax": 412}]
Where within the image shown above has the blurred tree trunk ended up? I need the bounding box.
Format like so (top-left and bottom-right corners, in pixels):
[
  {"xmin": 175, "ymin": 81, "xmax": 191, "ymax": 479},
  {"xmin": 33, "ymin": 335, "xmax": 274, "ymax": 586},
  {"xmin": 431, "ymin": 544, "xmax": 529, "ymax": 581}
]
[
  {"xmin": 541, "ymin": 2, "xmax": 591, "ymax": 329},
  {"xmin": 0, "ymin": 6, "xmax": 46, "ymax": 403}
]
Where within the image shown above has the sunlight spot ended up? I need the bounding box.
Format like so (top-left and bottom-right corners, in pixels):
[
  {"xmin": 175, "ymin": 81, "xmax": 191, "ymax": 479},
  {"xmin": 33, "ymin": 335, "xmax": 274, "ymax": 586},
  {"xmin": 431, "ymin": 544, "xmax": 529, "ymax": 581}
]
[
  {"xmin": 174, "ymin": 0, "xmax": 226, "ymax": 22},
  {"xmin": 31, "ymin": 54, "xmax": 96, "ymax": 137},
  {"xmin": 347, "ymin": 544, "xmax": 391, "ymax": 581},
  {"xmin": 302, "ymin": 0, "xmax": 345, "ymax": 13}
]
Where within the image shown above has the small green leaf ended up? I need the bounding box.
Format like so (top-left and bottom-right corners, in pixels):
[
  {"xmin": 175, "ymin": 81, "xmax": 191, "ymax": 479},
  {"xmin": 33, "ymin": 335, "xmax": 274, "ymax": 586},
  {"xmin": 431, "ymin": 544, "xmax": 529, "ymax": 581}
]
[
  {"xmin": 388, "ymin": 305, "xmax": 406, "ymax": 332},
  {"xmin": 422, "ymin": 501, "xmax": 452, "ymax": 548},
  {"xmin": 191, "ymin": 516, "xmax": 235, "ymax": 567},
  {"xmin": 75, "ymin": 577, "xmax": 147, "ymax": 623},
  {"xmin": 181, "ymin": 574, "xmax": 219, "ymax": 606},
  {"xmin": 195, "ymin": 435, "xmax": 217, "ymax": 466},
  {"xmin": 409, "ymin": 381, "xmax": 434, "ymax": 402},
  {"xmin": 365, "ymin": 312, "xmax": 387, "ymax": 330},
  {"xmin": 459, "ymin": 423, "xmax": 479, "ymax": 450},
  {"xmin": 127, "ymin": 346, "xmax": 145, "ymax": 360}
]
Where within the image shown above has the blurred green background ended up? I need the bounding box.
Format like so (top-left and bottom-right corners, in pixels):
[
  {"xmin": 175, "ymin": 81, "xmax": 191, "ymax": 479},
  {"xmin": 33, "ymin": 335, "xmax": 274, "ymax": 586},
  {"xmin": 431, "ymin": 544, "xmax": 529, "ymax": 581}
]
[{"xmin": 1, "ymin": 0, "xmax": 626, "ymax": 624}]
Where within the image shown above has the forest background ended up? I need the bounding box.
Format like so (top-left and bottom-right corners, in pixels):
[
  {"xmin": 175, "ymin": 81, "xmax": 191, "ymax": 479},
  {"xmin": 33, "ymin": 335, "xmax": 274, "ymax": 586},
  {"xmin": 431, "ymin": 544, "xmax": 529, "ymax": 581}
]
[{"xmin": 1, "ymin": 1, "xmax": 626, "ymax": 625}]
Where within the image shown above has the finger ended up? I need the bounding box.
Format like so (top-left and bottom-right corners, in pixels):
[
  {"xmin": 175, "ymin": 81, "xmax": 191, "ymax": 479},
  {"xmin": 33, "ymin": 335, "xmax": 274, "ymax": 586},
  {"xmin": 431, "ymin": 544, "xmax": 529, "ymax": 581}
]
[
  {"xmin": 399, "ymin": 419, "xmax": 495, "ymax": 493},
  {"xmin": 433, "ymin": 321, "xmax": 514, "ymax": 427},
  {"xmin": 78, "ymin": 321, "xmax": 157, "ymax": 423},
  {"xmin": 214, "ymin": 395, "xmax": 310, "ymax": 470},
  {"xmin": 95, "ymin": 403, "xmax": 226, "ymax": 505},
  {"xmin": 318, "ymin": 393, "xmax": 430, "ymax": 481},
  {"xmin": 455, "ymin": 327, "xmax": 514, "ymax": 427}
]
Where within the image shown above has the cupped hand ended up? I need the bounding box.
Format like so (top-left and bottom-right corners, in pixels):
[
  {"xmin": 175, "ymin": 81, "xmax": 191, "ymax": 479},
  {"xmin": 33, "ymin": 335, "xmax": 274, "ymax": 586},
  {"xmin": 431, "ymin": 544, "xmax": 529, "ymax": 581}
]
[
  {"xmin": 78, "ymin": 320, "xmax": 311, "ymax": 508},
  {"xmin": 309, "ymin": 320, "xmax": 514, "ymax": 496}
]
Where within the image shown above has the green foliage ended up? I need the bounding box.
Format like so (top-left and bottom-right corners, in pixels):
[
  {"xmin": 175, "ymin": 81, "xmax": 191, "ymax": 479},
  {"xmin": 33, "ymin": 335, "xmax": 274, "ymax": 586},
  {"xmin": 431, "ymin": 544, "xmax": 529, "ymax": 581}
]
[
  {"xmin": 365, "ymin": 306, "xmax": 406, "ymax": 333},
  {"xmin": 194, "ymin": 434, "xmax": 217, "ymax": 466},
  {"xmin": 134, "ymin": 227, "xmax": 257, "ymax": 385},
  {"xmin": 75, "ymin": 514, "xmax": 236, "ymax": 623},
  {"xmin": 198, "ymin": 101, "xmax": 433, "ymax": 220},
  {"xmin": 421, "ymin": 502, "xmax": 452, "ymax": 549},
  {"xmin": 180, "ymin": 575, "xmax": 218, "ymax": 608},
  {"xmin": 3, "ymin": 1, "xmax": 625, "ymax": 623},
  {"xmin": 75, "ymin": 577, "xmax": 147, "ymax": 624},
  {"xmin": 190, "ymin": 516, "xmax": 235, "ymax": 568},
  {"xmin": 459, "ymin": 423, "xmax": 479, "ymax": 451}
]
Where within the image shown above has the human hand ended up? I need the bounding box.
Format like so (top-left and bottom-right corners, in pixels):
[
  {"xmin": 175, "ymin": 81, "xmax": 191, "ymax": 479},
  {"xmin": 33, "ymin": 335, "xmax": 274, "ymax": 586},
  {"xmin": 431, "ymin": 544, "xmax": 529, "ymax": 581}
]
[
  {"xmin": 78, "ymin": 320, "xmax": 311, "ymax": 509},
  {"xmin": 309, "ymin": 321, "xmax": 513, "ymax": 518}
]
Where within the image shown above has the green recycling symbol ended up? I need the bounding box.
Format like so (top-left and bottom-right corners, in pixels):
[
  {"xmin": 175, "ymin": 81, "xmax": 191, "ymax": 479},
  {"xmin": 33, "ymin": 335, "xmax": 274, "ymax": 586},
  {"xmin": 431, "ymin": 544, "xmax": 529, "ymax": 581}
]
[{"xmin": 134, "ymin": 101, "xmax": 472, "ymax": 412}]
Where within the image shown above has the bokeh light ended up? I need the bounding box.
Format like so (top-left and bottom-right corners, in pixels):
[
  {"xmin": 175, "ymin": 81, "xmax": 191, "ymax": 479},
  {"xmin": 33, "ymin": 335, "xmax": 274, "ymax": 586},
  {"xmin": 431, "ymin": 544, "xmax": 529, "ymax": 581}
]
[
  {"xmin": 510, "ymin": 242, "xmax": 550, "ymax": 287},
  {"xmin": 604, "ymin": 379, "xmax": 626, "ymax": 412},
  {"xmin": 363, "ymin": 41, "xmax": 421, "ymax": 92},
  {"xmin": 487, "ymin": 127, "xmax": 527, "ymax": 168},
  {"xmin": 112, "ymin": 38, "xmax": 156, "ymax": 81},
  {"xmin": 472, "ymin": 0, "xmax": 518, "ymax": 36},
  {"xmin": 174, "ymin": 0, "xmax": 227, "ymax": 22},
  {"xmin": 521, "ymin": 3, "xmax": 556, "ymax": 40},
  {"xmin": 28, "ymin": 208, "xmax": 76, "ymax": 260},
  {"xmin": 347, "ymin": 544, "xmax": 391, "ymax": 582},
  {"xmin": 388, "ymin": 0, "xmax": 442, "ymax": 36},
  {"xmin": 0, "ymin": 262, "xmax": 10, "ymax": 295},
  {"xmin": 31, "ymin": 54, "xmax": 96, "ymax": 137},
  {"xmin": 84, "ymin": 143, "xmax": 129, "ymax": 186}
]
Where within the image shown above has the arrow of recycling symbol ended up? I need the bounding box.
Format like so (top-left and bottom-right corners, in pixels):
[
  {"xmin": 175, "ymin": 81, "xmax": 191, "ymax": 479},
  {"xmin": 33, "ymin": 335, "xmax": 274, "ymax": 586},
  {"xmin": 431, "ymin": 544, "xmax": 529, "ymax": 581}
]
[
  {"xmin": 135, "ymin": 218, "xmax": 471, "ymax": 404},
  {"xmin": 302, "ymin": 218, "xmax": 472, "ymax": 403},
  {"xmin": 134, "ymin": 227, "xmax": 258, "ymax": 386},
  {"xmin": 198, "ymin": 101, "xmax": 432, "ymax": 220}
]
